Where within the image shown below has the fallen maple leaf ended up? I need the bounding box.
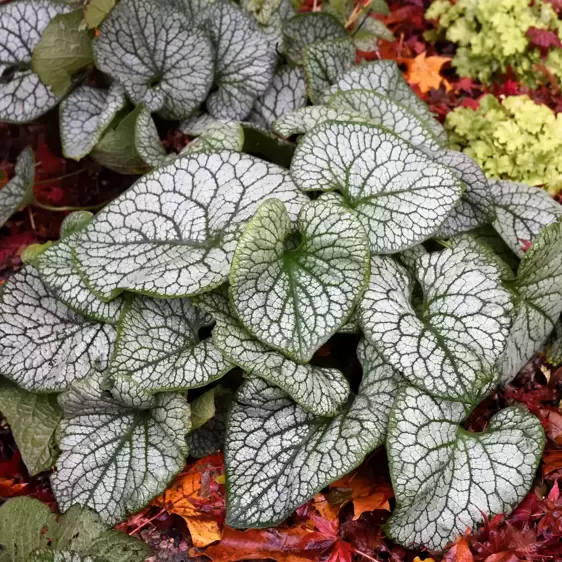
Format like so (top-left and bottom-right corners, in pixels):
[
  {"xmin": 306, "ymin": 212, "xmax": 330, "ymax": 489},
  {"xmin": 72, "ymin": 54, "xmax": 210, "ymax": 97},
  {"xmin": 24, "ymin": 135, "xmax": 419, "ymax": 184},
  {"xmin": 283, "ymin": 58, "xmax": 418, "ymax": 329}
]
[
  {"xmin": 444, "ymin": 537, "xmax": 473, "ymax": 562},
  {"xmin": 402, "ymin": 51, "xmax": 452, "ymax": 94}
]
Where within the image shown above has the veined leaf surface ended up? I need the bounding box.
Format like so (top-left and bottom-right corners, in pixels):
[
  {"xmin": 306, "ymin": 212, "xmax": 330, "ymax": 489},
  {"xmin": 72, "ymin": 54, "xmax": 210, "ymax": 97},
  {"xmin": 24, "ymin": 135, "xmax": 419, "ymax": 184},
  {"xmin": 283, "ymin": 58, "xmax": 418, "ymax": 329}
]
[
  {"xmin": 0, "ymin": 146, "xmax": 34, "ymax": 228},
  {"xmin": 134, "ymin": 105, "xmax": 167, "ymax": 168}
]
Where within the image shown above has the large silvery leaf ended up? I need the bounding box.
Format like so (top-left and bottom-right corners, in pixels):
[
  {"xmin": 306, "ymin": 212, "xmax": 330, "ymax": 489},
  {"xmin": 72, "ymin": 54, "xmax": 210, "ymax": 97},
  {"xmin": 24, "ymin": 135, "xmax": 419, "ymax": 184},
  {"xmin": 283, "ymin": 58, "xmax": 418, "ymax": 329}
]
[
  {"xmin": 501, "ymin": 218, "xmax": 562, "ymax": 383},
  {"xmin": 0, "ymin": 267, "xmax": 115, "ymax": 392},
  {"xmin": 59, "ymin": 84, "xmax": 126, "ymax": 161},
  {"xmin": 291, "ymin": 121, "xmax": 463, "ymax": 253},
  {"xmin": 195, "ymin": 288, "xmax": 350, "ymax": 416},
  {"xmin": 249, "ymin": 66, "xmax": 307, "ymax": 129},
  {"xmin": 203, "ymin": 1, "xmax": 276, "ymax": 120},
  {"xmin": 0, "ymin": 146, "xmax": 34, "ymax": 228},
  {"xmin": 52, "ymin": 374, "xmax": 190, "ymax": 525},
  {"xmin": 283, "ymin": 12, "xmax": 346, "ymax": 64},
  {"xmin": 226, "ymin": 338, "xmax": 399, "ymax": 528},
  {"xmin": 93, "ymin": 0, "xmax": 213, "ymax": 119},
  {"xmin": 386, "ymin": 386, "xmax": 544, "ymax": 550},
  {"xmin": 0, "ymin": 0, "xmax": 70, "ymax": 123},
  {"xmin": 106, "ymin": 295, "xmax": 231, "ymax": 405},
  {"xmin": 359, "ymin": 241, "xmax": 513, "ymax": 402},
  {"xmin": 75, "ymin": 152, "xmax": 307, "ymax": 300},
  {"xmin": 489, "ymin": 180, "xmax": 562, "ymax": 258},
  {"xmin": 303, "ymin": 39, "xmax": 355, "ymax": 104},
  {"xmin": 230, "ymin": 199, "xmax": 370, "ymax": 362},
  {"xmin": 0, "ymin": 379, "xmax": 61, "ymax": 476}
]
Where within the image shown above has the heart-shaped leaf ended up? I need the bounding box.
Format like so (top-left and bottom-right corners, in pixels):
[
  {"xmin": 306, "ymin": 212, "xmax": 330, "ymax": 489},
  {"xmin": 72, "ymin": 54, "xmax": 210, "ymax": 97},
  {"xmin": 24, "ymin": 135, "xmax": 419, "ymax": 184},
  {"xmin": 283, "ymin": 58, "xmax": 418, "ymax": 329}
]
[
  {"xmin": 489, "ymin": 179, "xmax": 562, "ymax": 258},
  {"xmin": 359, "ymin": 240, "xmax": 513, "ymax": 402},
  {"xmin": 386, "ymin": 386, "xmax": 544, "ymax": 550},
  {"xmin": 249, "ymin": 66, "xmax": 307, "ymax": 129},
  {"xmin": 106, "ymin": 295, "xmax": 231, "ymax": 405},
  {"xmin": 134, "ymin": 105, "xmax": 167, "ymax": 168},
  {"xmin": 52, "ymin": 374, "xmax": 190, "ymax": 525},
  {"xmin": 93, "ymin": 0, "xmax": 214, "ymax": 119},
  {"xmin": 0, "ymin": 146, "xmax": 34, "ymax": 228},
  {"xmin": 230, "ymin": 198, "xmax": 370, "ymax": 362},
  {"xmin": 75, "ymin": 152, "xmax": 307, "ymax": 300},
  {"xmin": 203, "ymin": 1, "xmax": 276, "ymax": 120},
  {"xmin": 0, "ymin": 267, "xmax": 116, "ymax": 392},
  {"xmin": 0, "ymin": 0, "xmax": 70, "ymax": 123},
  {"xmin": 225, "ymin": 338, "xmax": 399, "ymax": 528},
  {"xmin": 59, "ymin": 84, "xmax": 127, "ymax": 161},
  {"xmin": 291, "ymin": 121, "xmax": 463, "ymax": 253}
]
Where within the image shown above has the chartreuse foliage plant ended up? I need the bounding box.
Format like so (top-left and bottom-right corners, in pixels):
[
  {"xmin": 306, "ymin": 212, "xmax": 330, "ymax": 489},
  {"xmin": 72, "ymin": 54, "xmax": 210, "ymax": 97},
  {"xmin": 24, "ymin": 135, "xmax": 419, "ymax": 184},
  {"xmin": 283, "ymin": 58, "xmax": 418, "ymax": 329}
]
[{"xmin": 0, "ymin": 0, "xmax": 560, "ymax": 556}]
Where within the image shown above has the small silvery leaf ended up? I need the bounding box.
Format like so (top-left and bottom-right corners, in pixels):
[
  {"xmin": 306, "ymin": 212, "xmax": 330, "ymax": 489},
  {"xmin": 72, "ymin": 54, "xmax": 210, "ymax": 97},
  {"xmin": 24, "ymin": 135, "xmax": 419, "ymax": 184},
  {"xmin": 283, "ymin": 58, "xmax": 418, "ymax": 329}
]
[
  {"xmin": 386, "ymin": 386, "xmax": 544, "ymax": 550},
  {"xmin": 359, "ymin": 240, "xmax": 513, "ymax": 402},
  {"xmin": 241, "ymin": 0, "xmax": 281, "ymax": 26},
  {"xmin": 28, "ymin": 551, "xmax": 97, "ymax": 562},
  {"xmin": 291, "ymin": 121, "xmax": 463, "ymax": 253},
  {"xmin": 547, "ymin": 316, "xmax": 562, "ymax": 366},
  {"xmin": 249, "ymin": 66, "xmax": 307, "ymax": 129},
  {"xmin": 0, "ymin": 0, "xmax": 70, "ymax": 123},
  {"xmin": 203, "ymin": 1, "xmax": 276, "ymax": 120},
  {"xmin": 352, "ymin": 17, "xmax": 393, "ymax": 51},
  {"xmin": 284, "ymin": 12, "xmax": 346, "ymax": 64},
  {"xmin": 230, "ymin": 199, "xmax": 370, "ymax": 363},
  {"xmin": 75, "ymin": 152, "xmax": 307, "ymax": 300},
  {"xmin": 0, "ymin": 146, "xmax": 34, "ymax": 228},
  {"xmin": 303, "ymin": 39, "xmax": 355, "ymax": 103},
  {"xmin": 180, "ymin": 113, "xmax": 245, "ymax": 153},
  {"xmin": 0, "ymin": 267, "xmax": 115, "ymax": 392},
  {"xmin": 59, "ymin": 83, "xmax": 127, "ymax": 161},
  {"xmin": 226, "ymin": 338, "xmax": 398, "ymax": 528},
  {"xmin": 93, "ymin": 0, "xmax": 214, "ymax": 119},
  {"xmin": 134, "ymin": 105, "xmax": 167, "ymax": 168},
  {"xmin": 52, "ymin": 374, "xmax": 190, "ymax": 525},
  {"xmin": 489, "ymin": 179, "xmax": 562, "ymax": 258},
  {"xmin": 106, "ymin": 295, "xmax": 231, "ymax": 405}
]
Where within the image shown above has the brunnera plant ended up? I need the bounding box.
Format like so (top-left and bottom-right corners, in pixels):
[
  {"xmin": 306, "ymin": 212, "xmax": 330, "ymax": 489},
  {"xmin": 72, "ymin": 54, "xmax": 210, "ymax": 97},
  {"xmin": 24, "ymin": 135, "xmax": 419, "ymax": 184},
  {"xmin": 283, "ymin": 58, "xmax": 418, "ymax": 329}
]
[{"xmin": 0, "ymin": 0, "xmax": 559, "ymax": 555}]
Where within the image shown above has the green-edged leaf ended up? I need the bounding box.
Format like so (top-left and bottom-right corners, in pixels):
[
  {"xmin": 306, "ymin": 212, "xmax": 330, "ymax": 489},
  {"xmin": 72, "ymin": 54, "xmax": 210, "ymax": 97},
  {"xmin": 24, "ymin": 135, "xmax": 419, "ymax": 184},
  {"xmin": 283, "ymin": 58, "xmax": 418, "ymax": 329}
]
[
  {"xmin": 203, "ymin": 1, "xmax": 276, "ymax": 120},
  {"xmin": 0, "ymin": 0, "xmax": 70, "ymax": 123},
  {"xmin": 0, "ymin": 266, "xmax": 115, "ymax": 392},
  {"xmin": 303, "ymin": 39, "xmax": 355, "ymax": 104},
  {"xmin": 190, "ymin": 386, "xmax": 219, "ymax": 431},
  {"xmin": 386, "ymin": 386, "xmax": 544, "ymax": 550},
  {"xmin": 0, "ymin": 146, "xmax": 34, "ymax": 228},
  {"xmin": 93, "ymin": 0, "xmax": 213, "ymax": 119},
  {"xmin": 321, "ymin": 60, "xmax": 446, "ymax": 141},
  {"xmin": 83, "ymin": 0, "xmax": 116, "ymax": 28},
  {"xmin": 502, "ymin": 218, "xmax": 562, "ymax": 383},
  {"xmin": 59, "ymin": 83, "xmax": 126, "ymax": 161},
  {"xmin": 52, "ymin": 374, "xmax": 190, "ymax": 525},
  {"xmin": 283, "ymin": 12, "xmax": 346, "ymax": 64},
  {"xmin": 230, "ymin": 198, "xmax": 370, "ymax": 362},
  {"xmin": 28, "ymin": 551, "xmax": 100, "ymax": 562},
  {"xmin": 106, "ymin": 295, "xmax": 231, "ymax": 405},
  {"xmin": 31, "ymin": 213, "xmax": 125, "ymax": 324},
  {"xmin": 86, "ymin": 529, "xmax": 150, "ymax": 562},
  {"xmin": 195, "ymin": 287, "xmax": 350, "ymax": 416},
  {"xmin": 225, "ymin": 338, "xmax": 399, "ymax": 528},
  {"xmin": 466, "ymin": 224, "xmax": 519, "ymax": 278},
  {"xmin": 547, "ymin": 316, "xmax": 562, "ymax": 366},
  {"xmin": 183, "ymin": 123, "xmax": 245, "ymax": 153},
  {"xmin": 328, "ymin": 89, "xmax": 443, "ymax": 151},
  {"xmin": 241, "ymin": 0, "xmax": 280, "ymax": 25},
  {"xmin": 31, "ymin": 10, "xmax": 93, "ymax": 99},
  {"xmin": 134, "ymin": 105, "xmax": 167, "ymax": 168},
  {"xmin": 291, "ymin": 121, "xmax": 463, "ymax": 253},
  {"xmin": 359, "ymin": 240, "xmax": 513, "ymax": 402},
  {"xmin": 75, "ymin": 152, "xmax": 307, "ymax": 300},
  {"xmin": 167, "ymin": 0, "xmax": 216, "ymax": 22},
  {"xmin": 249, "ymin": 66, "xmax": 307, "ymax": 129},
  {"xmin": 0, "ymin": 379, "xmax": 61, "ymax": 475},
  {"xmin": 352, "ymin": 17, "xmax": 393, "ymax": 51},
  {"xmin": 489, "ymin": 179, "xmax": 562, "ymax": 258}
]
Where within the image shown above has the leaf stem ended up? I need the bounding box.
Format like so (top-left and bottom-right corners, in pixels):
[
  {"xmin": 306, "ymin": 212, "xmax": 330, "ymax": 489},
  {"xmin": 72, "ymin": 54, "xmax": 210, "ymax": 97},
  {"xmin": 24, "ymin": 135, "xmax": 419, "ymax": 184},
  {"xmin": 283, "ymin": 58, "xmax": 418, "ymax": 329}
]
[{"xmin": 31, "ymin": 199, "xmax": 112, "ymax": 212}]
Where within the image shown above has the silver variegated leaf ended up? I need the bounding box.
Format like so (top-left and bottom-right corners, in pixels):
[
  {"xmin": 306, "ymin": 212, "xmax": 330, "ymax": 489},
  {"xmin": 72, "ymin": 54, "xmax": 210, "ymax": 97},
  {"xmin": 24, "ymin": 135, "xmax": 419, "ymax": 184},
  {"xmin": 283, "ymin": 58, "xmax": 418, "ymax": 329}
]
[
  {"xmin": 230, "ymin": 199, "xmax": 370, "ymax": 362},
  {"xmin": 291, "ymin": 121, "xmax": 463, "ymax": 253},
  {"xmin": 180, "ymin": 113, "xmax": 245, "ymax": 153},
  {"xmin": 59, "ymin": 84, "xmax": 127, "ymax": 161},
  {"xmin": 226, "ymin": 338, "xmax": 399, "ymax": 528},
  {"xmin": 93, "ymin": 0, "xmax": 213, "ymax": 119},
  {"xmin": 547, "ymin": 316, "xmax": 562, "ymax": 366},
  {"xmin": 168, "ymin": 0, "xmax": 216, "ymax": 22},
  {"xmin": 0, "ymin": 267, "xmax": 115, "ymax": 392},
  {"xmin": 249, "ymin": 66, "xmax": 307, "ymax": 129},
  {"xmin": 135, "ymin": 105, "xmax": 167, "ymax": 168},
  {"xmin": 386, "ymin": 386, "xmax": 544, "ymax": 550},
  {"xmin": 106, "ymin": 295, "xmax": 231, "ymax": 406},
  {"xmin": 0, "ymin": 146, "xmax": 34, "ymax": 228},
  {"xmin": 52, "ymin": 374, "xmax": 190, "ymax": 525},
  {"xmin": 75, "ymin": 152, "xmax": 308, "ymax": 300},
  {"xmin": 0, "ymin": 0, "xmax": 70, "ymax": 123},
  {"xmin": 489, "ymin": 179, "xmax": 562, "ymax": 258},
  {"xmin": 359, "ymin": 240, "xmax": 513, "ymax": 402},
  {"xmin": 203, "ymin": 1, "xmax": 276, "ymax": 120},
  {"xmin": 303, "ymin": 39, "xmax": 355, "ymax": 103}
]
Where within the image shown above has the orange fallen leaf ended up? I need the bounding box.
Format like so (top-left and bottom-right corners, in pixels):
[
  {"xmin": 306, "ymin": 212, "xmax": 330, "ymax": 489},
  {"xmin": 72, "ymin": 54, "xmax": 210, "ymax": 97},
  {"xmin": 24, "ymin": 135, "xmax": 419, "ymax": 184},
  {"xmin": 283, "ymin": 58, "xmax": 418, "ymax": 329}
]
[
  {"xmin": 185, "ymin": 518, "xmax": 222, "ymax": 548},
  {"xmin": 444, "ymin": 537, "xmax": 474, "ymax": 562},
  {"xmin": 403, "ymin": 51, "xmax": 452, "ymax": 94},
  {"xmin": 542, "ymin": 448, "xmax": 562, "ymax": 475},
  {"xmin": 351, "ymin": 491, "xmax": 391, "ymax": 520}
]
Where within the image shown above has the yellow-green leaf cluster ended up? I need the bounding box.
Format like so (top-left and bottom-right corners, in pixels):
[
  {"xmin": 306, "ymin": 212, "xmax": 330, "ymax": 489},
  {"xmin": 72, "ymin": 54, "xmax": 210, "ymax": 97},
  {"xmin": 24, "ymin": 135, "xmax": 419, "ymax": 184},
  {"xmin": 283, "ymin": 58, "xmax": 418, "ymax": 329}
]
[{"xmin": 446, "ymin": 94, "xmax": 562, "ymax": 193}]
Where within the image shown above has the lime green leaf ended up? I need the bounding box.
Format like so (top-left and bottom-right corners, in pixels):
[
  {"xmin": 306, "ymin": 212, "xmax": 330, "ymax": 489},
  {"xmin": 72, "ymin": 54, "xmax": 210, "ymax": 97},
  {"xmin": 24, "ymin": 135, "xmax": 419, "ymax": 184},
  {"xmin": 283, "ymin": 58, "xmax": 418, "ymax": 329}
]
[{"xmin": 83, "ymin": 0, "xmax": 116, "ymax": 28}]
